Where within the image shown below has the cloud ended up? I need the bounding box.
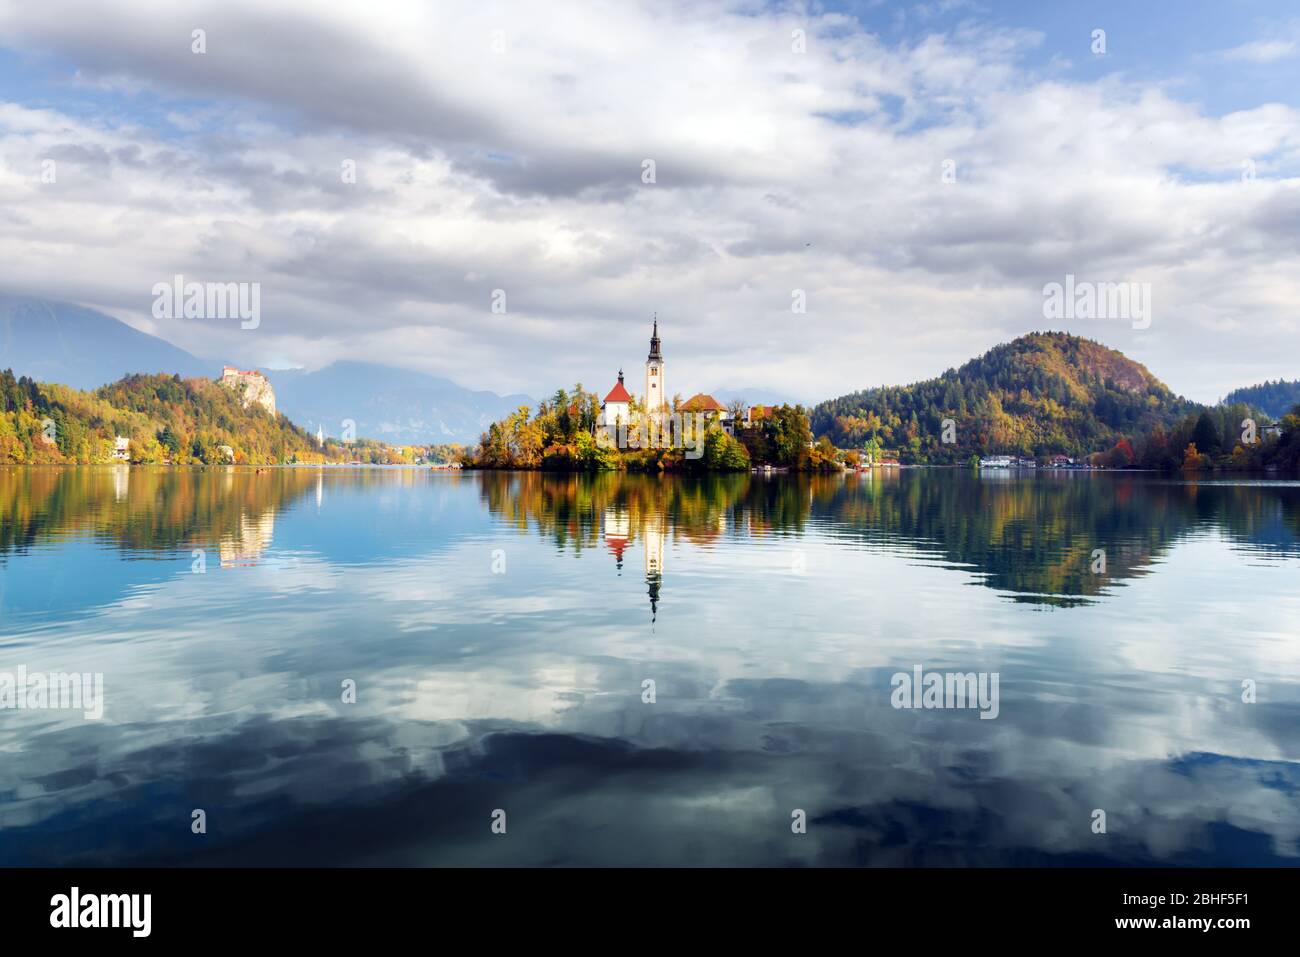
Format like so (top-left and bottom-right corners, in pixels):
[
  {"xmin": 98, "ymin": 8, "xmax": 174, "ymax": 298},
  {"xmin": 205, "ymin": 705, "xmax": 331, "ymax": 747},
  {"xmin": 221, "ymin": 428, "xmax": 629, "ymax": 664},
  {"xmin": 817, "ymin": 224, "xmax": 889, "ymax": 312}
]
[
  {"xmin": 1219, "ymin": 19, "xmax": 1300, "ymax": 65},
  {"xmin": 1222, "ymin": 39, "xmax": 1297, "ymax": 64},
  {"xmin": 0, "ymin": 1, "xmax": 1297, "ymax": 402}
]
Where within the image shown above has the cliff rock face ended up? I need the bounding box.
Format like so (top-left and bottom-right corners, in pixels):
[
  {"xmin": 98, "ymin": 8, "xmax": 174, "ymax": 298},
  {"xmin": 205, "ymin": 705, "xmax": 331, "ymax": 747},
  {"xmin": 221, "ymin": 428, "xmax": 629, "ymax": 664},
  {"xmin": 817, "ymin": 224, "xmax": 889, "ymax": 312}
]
[{"xmin": 220, "ymin": 367, "xmax": 277, "ymax": 417}]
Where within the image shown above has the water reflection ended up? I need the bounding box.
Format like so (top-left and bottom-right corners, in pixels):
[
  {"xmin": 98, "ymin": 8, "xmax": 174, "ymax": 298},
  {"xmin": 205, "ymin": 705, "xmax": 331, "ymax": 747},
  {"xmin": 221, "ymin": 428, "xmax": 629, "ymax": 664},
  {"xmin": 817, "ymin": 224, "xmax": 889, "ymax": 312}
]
[
  {"xmin": 0, "ymin": 465, "xmax": 313, "ymax": 559},
  {"xmin": 0, "ymin": 467, "xmax": 1297, "ymax": 866},
  {"xmin": 477, "ymin": 470, "xmax": 1300, "ymax": 606}
]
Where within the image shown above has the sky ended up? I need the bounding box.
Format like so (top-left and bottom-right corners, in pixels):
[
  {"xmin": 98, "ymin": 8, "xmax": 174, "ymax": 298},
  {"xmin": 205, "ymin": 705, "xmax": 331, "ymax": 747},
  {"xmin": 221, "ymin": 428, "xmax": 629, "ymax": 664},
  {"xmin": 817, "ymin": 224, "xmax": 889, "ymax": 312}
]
[{"xmin": 0, "ymin": 0, "xmax": 1298, "ymax": 404}]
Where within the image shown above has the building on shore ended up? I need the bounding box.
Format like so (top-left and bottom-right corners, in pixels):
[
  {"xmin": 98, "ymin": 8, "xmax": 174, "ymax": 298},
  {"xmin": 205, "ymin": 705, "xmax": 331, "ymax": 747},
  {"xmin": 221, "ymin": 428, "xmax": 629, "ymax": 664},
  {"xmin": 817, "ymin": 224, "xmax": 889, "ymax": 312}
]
[
  {"xmin": 679, "ymin": 393, "xmax": 732, "ymax": 434},
  {"xmin": 598, "ymin": 321, "xmax": 748, "ymax": 441},
  {"xmin": 644, "ymin": 318, "xmax": 666, "ymax": 415},
  {"xmin": 600, "ymin": 320, "xmax": 667, "ymax": 426},
  {"xmin": 597, "ymin": 371, "xmax": 632, "ymax": 434},
  {"xmin": 220, "ymin": 366, "xmax": 277, "ymax": 416}
]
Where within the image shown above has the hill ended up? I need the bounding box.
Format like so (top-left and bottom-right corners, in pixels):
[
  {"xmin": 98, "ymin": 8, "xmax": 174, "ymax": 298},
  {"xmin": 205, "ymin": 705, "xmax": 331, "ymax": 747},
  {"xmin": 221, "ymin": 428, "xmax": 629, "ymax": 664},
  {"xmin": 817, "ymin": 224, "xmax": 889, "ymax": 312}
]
[
  {"xmin": 1222, "ymin": 380, "xmax": 1300, "ymax": 419},
  {"xmin": 811, "ymin": 332, "xmax": 1199, "ymax": 462},
  {"xmin": 0, "ymin": 369, "xmax": 406, "ymax": 465},
  {"xmin": 0, "ymin": 295, "xmax": 530, "ymax": 444}
]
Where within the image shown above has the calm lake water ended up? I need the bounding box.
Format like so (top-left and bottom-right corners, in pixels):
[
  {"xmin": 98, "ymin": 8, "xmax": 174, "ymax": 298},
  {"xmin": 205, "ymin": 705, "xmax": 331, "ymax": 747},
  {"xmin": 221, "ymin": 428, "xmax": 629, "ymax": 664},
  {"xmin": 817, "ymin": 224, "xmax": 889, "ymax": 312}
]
[{"xmin": 1, "ymin": 465, "xmax": 1298, "ymax": 866}]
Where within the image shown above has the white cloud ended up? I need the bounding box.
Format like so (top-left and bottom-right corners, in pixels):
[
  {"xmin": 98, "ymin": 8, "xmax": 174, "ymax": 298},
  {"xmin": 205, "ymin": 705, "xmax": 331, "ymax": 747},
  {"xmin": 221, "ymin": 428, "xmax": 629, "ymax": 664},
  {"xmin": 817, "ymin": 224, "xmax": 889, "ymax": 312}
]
[
  {"xmin": 1222, "ymin": 39, "xmax": 1297, "ymax": 64},
  {"xmin": 0, "ymin": 1, "xmax": 1297, "ymax": 403}
]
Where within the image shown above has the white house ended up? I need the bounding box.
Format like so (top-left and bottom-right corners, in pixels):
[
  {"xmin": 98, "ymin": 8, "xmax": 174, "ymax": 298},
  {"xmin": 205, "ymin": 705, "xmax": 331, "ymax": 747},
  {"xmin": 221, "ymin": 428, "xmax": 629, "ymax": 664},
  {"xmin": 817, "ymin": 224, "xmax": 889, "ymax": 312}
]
[{"xmin": 112, "ymin": 436, "xmax": 130, "ymax": 461}]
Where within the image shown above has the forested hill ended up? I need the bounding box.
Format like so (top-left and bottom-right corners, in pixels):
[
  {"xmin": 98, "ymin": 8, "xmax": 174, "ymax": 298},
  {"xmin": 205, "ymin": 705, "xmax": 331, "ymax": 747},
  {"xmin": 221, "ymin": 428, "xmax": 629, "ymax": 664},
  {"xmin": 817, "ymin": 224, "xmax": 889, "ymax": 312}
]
[
  {"xmin": 1223, "ymin": 380, "xmax": 1300, "ymax": 419},
  {"xmin": 811, "ymin": 332, "xmax": 1199, "ymax": 462},
  {"xmin": 1, "ymin": 369, "xmax": 392, "ymax": 464}
]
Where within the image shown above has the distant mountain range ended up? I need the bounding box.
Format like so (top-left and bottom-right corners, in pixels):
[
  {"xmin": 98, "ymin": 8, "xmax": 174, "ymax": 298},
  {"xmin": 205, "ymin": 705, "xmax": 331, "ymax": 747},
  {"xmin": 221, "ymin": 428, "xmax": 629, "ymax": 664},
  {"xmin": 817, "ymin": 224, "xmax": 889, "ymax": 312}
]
[
  {"xmin": 272, "ymin": 361, "xmax": 532, "ymax": 445},
  {"xmin": 0, "ymin": 294, "xmax": 212, "ymax": 387},
  {"xmin": 0, "ymin": 295, "xmax": 530, "ymax": 445},
  {"xmin": 1222, "ymin": 379, "xmax": 1300, "ymax": 419},
  {"xmin": 710, "ymin": 387, "xmax": 806, "ymax": 409},
  {"xmin": 812, "ymin": 332, "xmax": 1202, "ymax": 461},
  {"xmin": 3, "ymin": 295, "xmax": 1293, "ymax": 457}
]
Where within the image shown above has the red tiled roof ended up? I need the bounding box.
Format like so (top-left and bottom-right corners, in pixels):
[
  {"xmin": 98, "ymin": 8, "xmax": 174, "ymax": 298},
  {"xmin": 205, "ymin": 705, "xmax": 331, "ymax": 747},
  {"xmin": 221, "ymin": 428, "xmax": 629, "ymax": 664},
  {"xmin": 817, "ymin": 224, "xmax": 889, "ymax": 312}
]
[
  {"xmin": 605, "ymin": 379, "xmax": 632, "ymax": 403},
  {"xmin": 680, "ymin": 393, "xmax": 726, "ymax": 412}
]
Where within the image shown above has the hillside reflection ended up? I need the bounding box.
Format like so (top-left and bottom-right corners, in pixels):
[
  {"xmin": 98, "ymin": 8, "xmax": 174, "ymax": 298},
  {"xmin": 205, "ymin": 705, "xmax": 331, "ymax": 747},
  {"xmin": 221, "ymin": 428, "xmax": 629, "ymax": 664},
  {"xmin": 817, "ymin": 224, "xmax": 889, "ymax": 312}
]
[
  {"xmin": 2, "ymin": 467, "xmax": 1296, "ymax": 606},
  {"xmin": 477, "ymin": 470, "xmax": 1300, "ymax": 606},
  {"xmin": 0, "ymin": 466, "xmax": 438, "ymax": 562},
  {"xmin": 0, "ymin": 466, "xmax": 315, "ymax": 559}
]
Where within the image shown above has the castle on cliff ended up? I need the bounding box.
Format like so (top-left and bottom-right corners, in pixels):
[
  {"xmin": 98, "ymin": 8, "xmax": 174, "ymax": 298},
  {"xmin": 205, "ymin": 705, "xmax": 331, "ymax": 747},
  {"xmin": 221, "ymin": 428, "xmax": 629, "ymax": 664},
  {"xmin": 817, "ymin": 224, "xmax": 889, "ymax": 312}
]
[{"xmin": 220, "ymin": 366, "xmax": 277, "ymax": 416}]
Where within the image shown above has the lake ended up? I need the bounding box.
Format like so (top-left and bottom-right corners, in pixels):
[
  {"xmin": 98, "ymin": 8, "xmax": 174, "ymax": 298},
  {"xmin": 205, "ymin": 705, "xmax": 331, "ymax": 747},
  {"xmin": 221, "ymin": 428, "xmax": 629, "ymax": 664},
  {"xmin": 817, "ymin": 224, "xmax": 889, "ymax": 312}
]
[{"xmin": 1, "ymin": 465, "xmax": 1298, "ymax": 866}]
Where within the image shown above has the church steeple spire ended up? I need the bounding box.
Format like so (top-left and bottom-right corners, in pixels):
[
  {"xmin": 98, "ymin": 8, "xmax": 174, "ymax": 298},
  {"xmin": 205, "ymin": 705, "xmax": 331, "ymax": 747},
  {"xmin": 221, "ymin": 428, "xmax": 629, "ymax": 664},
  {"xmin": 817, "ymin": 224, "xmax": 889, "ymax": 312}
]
[{"xmin": 645, "ymin": 314, "xmax": 665, "ymax": 414}]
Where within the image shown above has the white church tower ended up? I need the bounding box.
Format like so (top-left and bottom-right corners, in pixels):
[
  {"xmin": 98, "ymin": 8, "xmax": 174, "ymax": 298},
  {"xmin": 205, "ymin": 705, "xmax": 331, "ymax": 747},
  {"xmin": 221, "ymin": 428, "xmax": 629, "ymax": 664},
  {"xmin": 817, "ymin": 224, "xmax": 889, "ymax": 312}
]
[{"xmin": 644, "ymin": 317, "xmax": 665, "ymax": 415}]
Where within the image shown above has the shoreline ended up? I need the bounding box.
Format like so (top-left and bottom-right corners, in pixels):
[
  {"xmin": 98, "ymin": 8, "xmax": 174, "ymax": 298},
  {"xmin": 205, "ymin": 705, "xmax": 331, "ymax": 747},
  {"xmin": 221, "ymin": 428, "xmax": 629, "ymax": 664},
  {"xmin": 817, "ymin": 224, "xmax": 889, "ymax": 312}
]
[{"xmin": 6, "ymin": 463, "xmax": 1295, "ymax": 480}]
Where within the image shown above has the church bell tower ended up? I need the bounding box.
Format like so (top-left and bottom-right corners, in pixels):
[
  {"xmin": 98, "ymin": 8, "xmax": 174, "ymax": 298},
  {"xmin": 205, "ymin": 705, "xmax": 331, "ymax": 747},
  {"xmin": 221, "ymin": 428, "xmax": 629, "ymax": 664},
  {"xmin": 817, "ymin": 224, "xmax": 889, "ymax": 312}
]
[{"xmin": 645, "ymin": 317, "xmax": 665, "ymax": 414}]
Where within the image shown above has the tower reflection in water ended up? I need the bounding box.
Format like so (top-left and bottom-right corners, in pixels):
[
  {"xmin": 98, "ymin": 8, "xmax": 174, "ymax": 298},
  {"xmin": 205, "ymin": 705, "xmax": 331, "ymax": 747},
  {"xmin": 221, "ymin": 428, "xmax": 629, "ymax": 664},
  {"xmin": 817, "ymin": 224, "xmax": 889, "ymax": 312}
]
[{"xmin": 603, "ymin": 504, "xmax": 666, "ymax": 622}]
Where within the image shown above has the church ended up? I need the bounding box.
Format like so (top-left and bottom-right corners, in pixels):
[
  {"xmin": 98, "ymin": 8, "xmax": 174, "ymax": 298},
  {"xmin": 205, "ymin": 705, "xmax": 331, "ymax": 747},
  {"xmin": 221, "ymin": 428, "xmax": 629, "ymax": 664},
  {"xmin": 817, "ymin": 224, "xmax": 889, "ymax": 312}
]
[
  {"xmin": 598, "ymin": 320, "xmax": 732, "ymax": 435},
  {"xmin": 598, "ymin": 319, "xmax": 664, "ymax": 433}
]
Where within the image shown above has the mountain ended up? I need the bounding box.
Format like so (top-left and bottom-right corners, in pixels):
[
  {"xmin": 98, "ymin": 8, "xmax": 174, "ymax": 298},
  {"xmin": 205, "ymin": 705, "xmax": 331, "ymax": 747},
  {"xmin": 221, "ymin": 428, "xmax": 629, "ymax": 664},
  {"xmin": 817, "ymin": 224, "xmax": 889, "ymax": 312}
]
[
  {"xmin": 272, "ymin": 361, "xmax": 532, "ymax": 446},
  {"xmin": 0, "ymin": 295, "xmax": 530, "ymax": 444},
  {"xmin": 0, "ymin": 294, "xmax": 212, "ymax": 389},
  {"xmin": 711, "ymin": 387, "xmax": 805, "ymax": 409},
  {"xmin": 1222, "ymin": 379, "xmax": 1300, "ymax": 419},
  {"xmin": 812, "ymin": 331, "xmax": 1199, "ymax": 461}
]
